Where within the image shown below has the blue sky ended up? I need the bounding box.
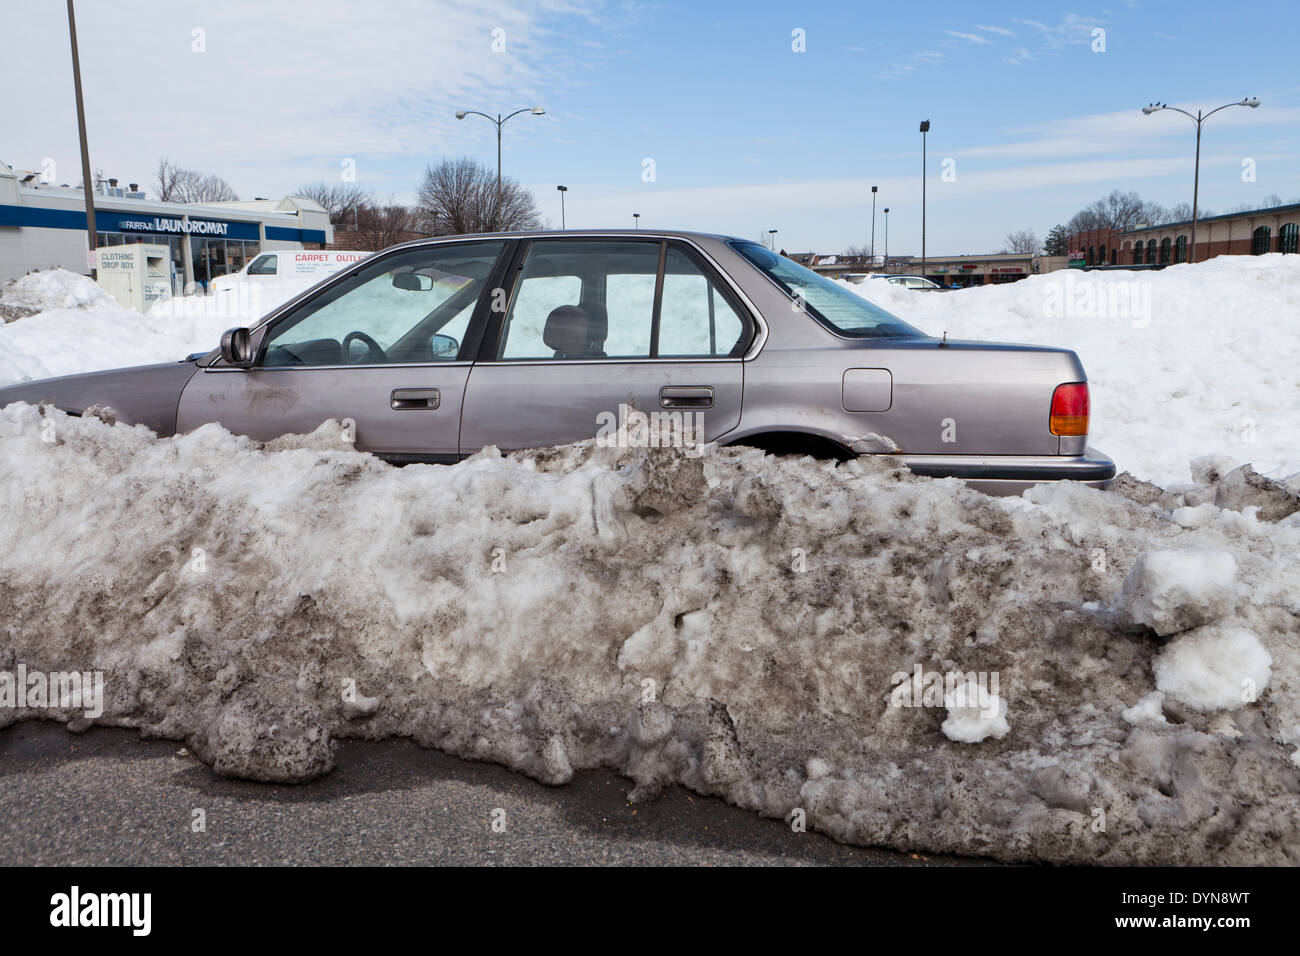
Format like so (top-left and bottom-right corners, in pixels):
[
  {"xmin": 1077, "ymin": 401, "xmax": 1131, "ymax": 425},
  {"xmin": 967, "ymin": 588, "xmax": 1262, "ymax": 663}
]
[{"xmin": 6, "ymin": 0, "xmax": 1299, "ymax": 254}]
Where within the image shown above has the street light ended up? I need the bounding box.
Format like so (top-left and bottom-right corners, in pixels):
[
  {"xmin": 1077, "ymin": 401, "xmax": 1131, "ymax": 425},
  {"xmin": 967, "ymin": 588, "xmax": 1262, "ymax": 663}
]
[
  {"xmin": 1142, "ymin": 97, "xmax": 1260, "ymax": 263},
  {"xmin": 883, "ymin": 207, "xmax": 889, "ymax": 265},
  {"xmin": 919, "ymin": 120, "xmax": 930, "ymax": 280},
  {"xmin": 768, "ymin": 228, "xmax": 778, "ymax": 251},
  {"xmin": 454, "ymin": 106, "xmax": 546, "ymax": 222},
  {"xmin": 633, "ymin": 212, "xmax": 640, "ymax": 229},
  {"xmin": 556, "ymin": 185, "xmax": 567, "ymax": 229},
  {"xmin": 870, "ymin": 185, "xmax": 878, "ymax": 264}
]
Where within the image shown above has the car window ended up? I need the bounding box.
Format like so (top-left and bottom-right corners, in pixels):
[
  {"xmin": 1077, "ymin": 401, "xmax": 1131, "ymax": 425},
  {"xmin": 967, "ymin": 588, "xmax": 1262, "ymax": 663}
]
[
  {"xmin": 498, "ymin": 240, "xmax": 660, "ymax": 360},
  {"xmin": 259, "ymin": 241, "xmax": 504, "ymax": 366},
  {"xmin": 657, "ymin": 247, "xmax": 746, "ymax": 357},
  {"xmin": 500, "ymin": 275, "xmax": 583, "ymax": 358},
  {"xmin": 247, "ymin": 254, "xmax": 277, "ymax": 276},
  {"xmin": 731, "ymin": 241, "xmax": 923, "ymax": 338}
]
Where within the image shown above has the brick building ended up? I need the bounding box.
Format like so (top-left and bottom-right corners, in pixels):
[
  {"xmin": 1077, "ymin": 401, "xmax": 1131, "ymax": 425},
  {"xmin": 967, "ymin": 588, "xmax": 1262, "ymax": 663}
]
[{"xmin": 1072, "ymin": 202, "xmax": 1300, "ymax": 267}]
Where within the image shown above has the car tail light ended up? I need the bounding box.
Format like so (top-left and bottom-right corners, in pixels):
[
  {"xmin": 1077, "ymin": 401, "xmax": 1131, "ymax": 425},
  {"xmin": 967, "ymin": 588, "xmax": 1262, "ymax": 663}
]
[{"xmin": 1050, "ymin": 382, "xmax": 1090, "ymax": 436}]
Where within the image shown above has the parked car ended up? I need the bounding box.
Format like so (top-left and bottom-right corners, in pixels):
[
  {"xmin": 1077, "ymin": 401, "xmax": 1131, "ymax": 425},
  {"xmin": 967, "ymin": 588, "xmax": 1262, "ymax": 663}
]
[
  {"xmin": 0, "ymin": 230, "xmax": 1114, "ymax": 494},
  {"xmin": 870, "ymin": 274, "xmax": 949, "ymax": 290}
]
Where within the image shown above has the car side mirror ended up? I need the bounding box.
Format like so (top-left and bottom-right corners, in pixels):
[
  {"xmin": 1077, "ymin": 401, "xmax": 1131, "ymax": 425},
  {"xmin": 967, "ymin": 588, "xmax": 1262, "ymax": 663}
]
[
  {"xmin": 430, "ymin": 333, "xmax": 459, "ymax": 358},
  {"xmin": 220, "ymin": 327, "xmax": 254, "ymax": 367}
]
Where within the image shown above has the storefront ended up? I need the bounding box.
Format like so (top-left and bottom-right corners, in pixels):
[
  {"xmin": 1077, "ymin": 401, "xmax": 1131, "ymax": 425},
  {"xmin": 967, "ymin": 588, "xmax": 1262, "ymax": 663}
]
[
  {"xmin": 0, "ymin": 161, "xmax": 332, "ymax": 292},
  {"xmin": 94, "ymin": 211, "xmax": 264, "ymax": 292}
]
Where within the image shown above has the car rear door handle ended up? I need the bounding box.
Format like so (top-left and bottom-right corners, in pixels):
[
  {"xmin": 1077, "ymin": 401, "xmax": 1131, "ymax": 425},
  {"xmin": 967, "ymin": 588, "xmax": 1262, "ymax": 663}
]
[
  {"xmin": 390, "ymin": 388, "xmax": 440, "ymax": 410},
  {"xmin": 660, "ymin": 385, "xmax": 714, "ymax": 409}
]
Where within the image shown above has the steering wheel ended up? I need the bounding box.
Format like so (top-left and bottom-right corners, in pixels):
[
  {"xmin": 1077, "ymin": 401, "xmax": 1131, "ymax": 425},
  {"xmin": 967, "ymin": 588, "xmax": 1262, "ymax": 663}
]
[{"xmin": 341, "ymin": 330, "xmax": 385, "ymax": 364}]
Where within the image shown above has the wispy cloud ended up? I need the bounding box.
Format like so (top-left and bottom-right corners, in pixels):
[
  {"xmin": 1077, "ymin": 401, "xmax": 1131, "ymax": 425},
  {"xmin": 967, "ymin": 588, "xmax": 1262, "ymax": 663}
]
[
  {"xmin": 946, "ymin": 30, "xmax": 990, "ymax": 44},
  {"xmin": 976, "ymin": 25, "xmax": 1016, "ymax": 36},
  {"xmin": 5, "ymin": 0, "xmax": 605, "ymax": 199}
]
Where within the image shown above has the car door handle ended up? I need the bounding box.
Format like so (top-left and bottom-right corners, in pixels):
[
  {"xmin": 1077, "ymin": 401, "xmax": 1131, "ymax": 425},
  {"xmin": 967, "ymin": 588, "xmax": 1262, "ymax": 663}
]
[
  {"xmin": 390, "ymin": 388, "xmax": 440, "ymax": 410},
  {"xmin": 660, "ymin": 386, "xmax": 714, "ymax": 409}
]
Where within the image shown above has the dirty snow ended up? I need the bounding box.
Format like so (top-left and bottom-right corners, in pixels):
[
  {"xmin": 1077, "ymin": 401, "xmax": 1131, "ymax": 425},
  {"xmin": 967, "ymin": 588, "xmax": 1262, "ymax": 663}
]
[{"xmin": 1, "ymin": 405, "xmax": 1298, "ymax": 864}]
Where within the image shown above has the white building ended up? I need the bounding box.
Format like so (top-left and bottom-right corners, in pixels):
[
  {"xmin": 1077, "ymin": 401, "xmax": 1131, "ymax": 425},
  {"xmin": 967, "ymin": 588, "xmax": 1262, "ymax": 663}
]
[{"xmin": 0, "ymin": 160, "xmax": 333, "ymax": 292}]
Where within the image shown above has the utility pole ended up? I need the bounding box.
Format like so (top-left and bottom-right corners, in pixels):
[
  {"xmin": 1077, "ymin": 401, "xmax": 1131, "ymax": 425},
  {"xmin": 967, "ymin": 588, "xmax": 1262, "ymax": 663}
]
[{"xmin": 67, "ymin": 0, "xmax": 97, "ymax": 277}]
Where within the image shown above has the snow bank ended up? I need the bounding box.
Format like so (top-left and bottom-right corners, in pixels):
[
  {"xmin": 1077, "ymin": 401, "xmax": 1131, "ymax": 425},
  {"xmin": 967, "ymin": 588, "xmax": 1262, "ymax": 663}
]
[
  {"xmin": 2, "ymin": 404, "xmax": 1298, "ymax": 864},
  {"xmin": 846, "ymin": 255, "xmax": 1300, "ymax": 487},
  {"xmin": 0, "ymin": 269, "xmax": 314, "ymax": 387}
]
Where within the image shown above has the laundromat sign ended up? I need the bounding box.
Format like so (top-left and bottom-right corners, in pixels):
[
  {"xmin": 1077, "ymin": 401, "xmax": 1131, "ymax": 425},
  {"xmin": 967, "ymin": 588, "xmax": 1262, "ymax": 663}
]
[{"xmin": 119, "ymin": 216, "xmax": 231, "ymax": 235}]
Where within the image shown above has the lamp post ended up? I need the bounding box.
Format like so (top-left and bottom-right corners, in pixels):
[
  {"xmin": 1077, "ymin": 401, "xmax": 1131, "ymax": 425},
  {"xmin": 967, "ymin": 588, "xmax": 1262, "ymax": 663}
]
[
  {"xmin": 768, "ymin": 228, "xmax": 778, "ymax": 251},
  {"xmin": 633, "ymin": 212, "xmax": 640, "ymax": 229},
  {"xmin": 883, "ymin": 207, "xmax": 889, "ymax": 265},
  {"xmin": 919, "ymin": 120, "xmax": 930, "ymax": 280},
  {"xmin": 454, "ymin": 106, "xmax": 546, "ymax": 224},
  {"xmin": 66, "ymin": 0, "xmax": 97, "ymax": 277},
  {"xmin": 870, "ymin": 185, "xmax": 878, "ymax": 264},
  {"xmin": 1142, "ymin": 97, "xmax": 1260, "ymax": 263},
  {"xmin": 556, "ymin": 185, "xmax": 567, "ymax": 229}
]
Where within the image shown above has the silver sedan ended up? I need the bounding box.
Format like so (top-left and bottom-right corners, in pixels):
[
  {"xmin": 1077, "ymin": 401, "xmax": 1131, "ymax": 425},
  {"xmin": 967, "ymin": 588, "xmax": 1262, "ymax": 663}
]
[{"xmin": 0, "ymin": 230, "xmax": 1114, "ymax": 494}]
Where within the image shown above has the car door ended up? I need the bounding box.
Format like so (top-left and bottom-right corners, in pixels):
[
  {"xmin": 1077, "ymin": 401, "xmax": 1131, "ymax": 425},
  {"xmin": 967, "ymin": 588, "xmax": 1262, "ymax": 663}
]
[
  {"xmin": 459, "ymin": 237, "xmax": 753, "ymax": 455},
  {"xmin": 177, "ymin": 240, "xmax": 508, "ymax": 462}
]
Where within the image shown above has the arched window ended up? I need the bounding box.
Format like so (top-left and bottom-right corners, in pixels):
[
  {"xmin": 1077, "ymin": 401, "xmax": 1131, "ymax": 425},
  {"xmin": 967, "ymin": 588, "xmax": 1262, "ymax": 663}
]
[
  {"xmin": 1099, "ymin": 243, "xmax": 1107, "ymax": 264},
  {"xmin": 1110, "ymin": 248, "xmax": 1117, "ymax": 265},
  {"xmin": 1088, "ymin": 244, "xmax": 1096, "ymax": 264},
  {"xmin": 1280, "ymin": 223, "xmax": 1298, "ymax": 254},
  {"xmin": 1146, "ymin": 239, "xmax": 1157, "ymax": 263},
  {"xmin": 1132, "ymin": 242, "xmax": 1143, "ymax": 264},
  {"xmin": 1252, "ymin": 226, "xmax": 1271, "ymax": 255},
  {"xmin": 1159, "ymin": 237, "xmax": 1171, "ymax": 264},
  {"xmin": 1175, "ymin": 235, "xmax": 1188, "ymax": 262}
]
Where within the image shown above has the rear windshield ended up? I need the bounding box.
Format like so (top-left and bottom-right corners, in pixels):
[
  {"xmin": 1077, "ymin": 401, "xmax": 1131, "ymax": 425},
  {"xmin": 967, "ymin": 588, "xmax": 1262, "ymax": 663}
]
[{"xmin": 731, "ymin": 242, "xmax": 924, "ymax": 338}]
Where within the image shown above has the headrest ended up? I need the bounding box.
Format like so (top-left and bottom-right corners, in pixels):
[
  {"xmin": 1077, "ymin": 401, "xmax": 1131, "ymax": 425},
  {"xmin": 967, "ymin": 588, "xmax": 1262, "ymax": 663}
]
[
  {"xmin": 542, "ymin": 305, "xmax": 588, "ymax": 354},
  {"xmin": 577, "ymin": 300, "xmax": 608, "ymax": 348}
]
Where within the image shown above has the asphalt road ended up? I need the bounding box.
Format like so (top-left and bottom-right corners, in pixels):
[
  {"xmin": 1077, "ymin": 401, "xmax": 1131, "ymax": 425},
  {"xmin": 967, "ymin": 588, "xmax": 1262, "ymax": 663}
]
[{"xmin": 0, "ymin": 721, "xmax": 988, "ymax": 866}]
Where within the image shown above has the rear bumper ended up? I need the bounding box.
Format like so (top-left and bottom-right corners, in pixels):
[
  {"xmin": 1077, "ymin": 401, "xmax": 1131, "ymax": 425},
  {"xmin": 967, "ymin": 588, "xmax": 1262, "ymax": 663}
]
[{"xmin": 891, "ymin": 448, "xmax": 1116, "ymax": 496}]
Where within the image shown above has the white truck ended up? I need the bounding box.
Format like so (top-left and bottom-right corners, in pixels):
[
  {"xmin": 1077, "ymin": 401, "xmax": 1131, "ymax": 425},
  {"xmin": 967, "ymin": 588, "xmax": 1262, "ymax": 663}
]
[{"xmin": 209, "ymin": 250, "xmax": 372, "ymax": 294}]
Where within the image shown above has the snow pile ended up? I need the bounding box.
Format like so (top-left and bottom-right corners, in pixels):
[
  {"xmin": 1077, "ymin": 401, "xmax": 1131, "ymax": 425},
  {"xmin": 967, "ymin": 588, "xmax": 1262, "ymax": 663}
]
[
  {"xmin": 2, "ymin": 404, "xmax": 1298, "ymax": 864},
  {"xmin": 1114, "ymin": 548, "xmax": 1239, "ymax": 635},
  {"xmin": 0, "ymin": 269, "xmax": 313, "ymax": 387},
  {"xmin": 1154, "ymin": 627, "xmax": 1273, "ymax": 712},
  {"xmin": 846, "ymin": 255, "xmax": 1300, "ymax": 487}
]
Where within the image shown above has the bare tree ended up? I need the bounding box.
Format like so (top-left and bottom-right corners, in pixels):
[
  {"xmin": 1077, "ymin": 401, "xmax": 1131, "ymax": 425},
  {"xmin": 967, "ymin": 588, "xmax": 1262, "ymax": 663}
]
[
  {"xmin": 154, "ymin": 157, "xmax": 239, "ymax": 203},
  {"xmin": 1003, "ymin": 228, "xmax": 1040, "ymax": 254},
  {"xmin": 295, "ymin": 181, "xmax": 369, "ymax": 224},
  {"xmin": 415, "ymin": 158, "xmax": 540, "ymax": 235},
  {"xmin": 352, "ymin": 200, "xmax": 423, "ymax": 250},
  {"xmin": 1088, "ymin": 190, "xmax": 1151, "ymax": 230}
]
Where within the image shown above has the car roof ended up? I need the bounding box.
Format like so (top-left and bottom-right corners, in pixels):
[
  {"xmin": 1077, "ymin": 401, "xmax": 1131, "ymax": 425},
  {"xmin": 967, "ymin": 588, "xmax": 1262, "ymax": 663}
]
[{"xmin": 393, "ymin": 228, "xmax": 746, "ymax": 244}]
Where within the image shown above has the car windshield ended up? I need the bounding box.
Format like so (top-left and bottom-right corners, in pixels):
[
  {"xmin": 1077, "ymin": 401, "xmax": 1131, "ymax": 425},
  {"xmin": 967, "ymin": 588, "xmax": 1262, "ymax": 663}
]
[{"xmin": 731, "ymin": 242, "xmax": 924, "ymax": 338}]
